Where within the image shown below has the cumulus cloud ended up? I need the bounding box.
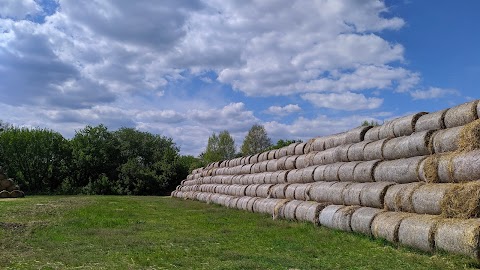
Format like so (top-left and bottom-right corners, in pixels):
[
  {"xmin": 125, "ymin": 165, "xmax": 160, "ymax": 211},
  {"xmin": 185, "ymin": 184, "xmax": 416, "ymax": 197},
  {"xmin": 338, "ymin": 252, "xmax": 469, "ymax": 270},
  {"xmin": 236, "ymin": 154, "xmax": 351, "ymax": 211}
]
[
  {"xmin": 0, "ymin": 0, "xmax": 42, "ymax": 19},
  {"xmin": 266, "ymin": 104, "xmax": 301, "ymax": 116},
  {"xmin": 301, "ymin": 92, "xmax": 383, "ymax": 111},
  {"xmin": 410, "ymin": 87, "xmax": 460, "ymax": 100}
]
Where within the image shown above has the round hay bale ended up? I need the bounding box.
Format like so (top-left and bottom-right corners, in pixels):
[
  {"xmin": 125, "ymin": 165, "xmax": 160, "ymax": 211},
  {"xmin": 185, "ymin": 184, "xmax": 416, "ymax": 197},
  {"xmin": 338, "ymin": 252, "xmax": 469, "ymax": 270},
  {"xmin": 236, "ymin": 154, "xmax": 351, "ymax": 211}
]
[
  {"xmin": 345, "ymin": 126, "xmax": 373, "ymax": 144},
  {"xmin": 326, "ymin": 182, "xmax": 352, "ymax": 205},
  {"xmin": 384, "ymin": 182, "xmax": 424, "ymax": 212},
  {"xmin": 444, "ymin": 100, "xmax": 479, "ymax": 128},
  {"xmin": 227, "ymin": 197, "xmax": 240, "ymax": 209},
  {"xmin": 284, "ymin": 156, "xmax": 299, "ymax": 170},
  {"xmin": 305, "ymin": 151, "xmax": 318, "ymax": 167},
  {"xmin": 383, "ymin": 131, "xmax": 434, "ymax": 160},
  {"xmin": 332, "ymin": 205, "xmax": 361, "ymax": 232},
  {"xmin": 0, "ymin": 178, "xmax": 14, "ymax": 190},
  {"xmin": 353, "ymin": 160, "xmax": 379, "ymax": 182},
  {"xmin": 277, "ymin": 147, "xmax": 288, "ymax": 159},
  {"xmin": 241, "ymin": 164, "xmax": 254, "ymax": 175},
  {"xmin": 371, "ymin": 211, "xmax": 413, "ymax": 243},
  {"xmin": 457, "ymin": 119, "xmax": 480, "ymax": 152},
  {"xmin": 267, "ymin": 150, "xmax": 276, "ymax": 160},
  {"xmin": 431, "ymin": 150, "xmax": 480, "ymax": 183},
  {"xmin": 269, "ymin": 184, "xmax": 289, "ymax": 199},
  {"xmin": 324, "ymin": 135, "xmax": 339, "ymax": 150},
  {"xmin": 312, "ymin": 148, "xmax": 337, "ymax": 165},
  {"xmin": 434, "ymin": 218, "xmax": 480, "ymax": 259},
  {"xmin": 263, "ymin": 172, "xmax": 275, "ymax": 184},
  {"xmin": 440, "ymin": 181, "xmax": 480, "ymax": 218},
  {"xmin": 266, "ymin": 160, "xmax": 278, "ymax": 172},
  {"xmin": 295, "ymin": 201, "xmax": 328, "ymax": 224},
  {"xmin": 255, "ymin": 184, "xmax": 274, "ymax": 198},
  {"xmin": 324, "ymin": 163, "xmax": 344, "ymax": 182},
  {"xmin": 304, "ymin": 138, "xmax": 315, "ymax": 154},
  {"xmin": 276, "ymin": 170, "xmax": 289, "ymax": 183},
  {"xmin": 338, "ymin": 161, "xmax": 361, "ymax": 182},
  {"xmin": 295, "ymin": 143, "xmax": 307, "ymax": 155},
  {"xmin": 379, "ymin": 121, "xmax": 395, "ymax": 140},
  {"xmin": 313, "ymin": 165, "xmax": 327, "ymax": 182},
  {"xmin": 364, "ymin": 126, "xmax": 381, "ymax": 141},
  {"xmin": 258, "ymin": 152, "xmax": 269, "ymax": 162},
  {"xmin": 250, "ymin": 153, "xmax": 260, "ymax": 164},
  {"xmin": 347, "ymin": 141, "xmax": 371, "ymax": 161},
  {"xmin": 359, "ymin": 182, "xmax": 395, "ymax": 208},
  {"xmin": 392, "ymin": 112, "xmax": 428, "ymax": 137},
  {"xmin": 415, "ymin": 109, "xmax": 447, "ymax": 132},
  {"xmin": 301, "ymin": 166, "xmax": 317, "ymax": 183},
  {"xmin": 237, "ymin": 197, "xmax": 254, "ymax": 210},
  {"xmin": 398, "ymin": 215, "xmax": 439, "ymax": 252},
  {"xmin": 363, "ymin": 139, "xmax": 388, "ymax": 161},
  {"xmin": 311, "ymin": 137, "xmax": 326, "ymax": 152},
  {"xmin": 351, "ymin": 207, "xmax": 385, "ymax": 236},
  {"xmin": 272, "ymin": 199, "xmax": 290, "ymax": 219},
  {"xmin": 335, "ymin": 144, "xmax": 353, "ymax": 162},
  {"xmin": 279, "ymin": 200, "xmax": 303, "ymax": 220},
  {"xmin": 374, "ymin": 156, "xmax": 426, "ymax": 184},
  {"xmin": 285, "ymin": 184, "xmax": 301, "ymax": 199},
  {"xmin": 308, "ymin": 181, "xmax": 336, "ymax": 202},
  {"xmin": 276, "ymin": 156, "xmax": 289, "ymax": 170},
  {"xmin": 252, "ymin": 174, "xmax": 266, "ymax": 184},
  {"xmin": 430, "ymin": 126, "xmax": 463, "ymax": 154},
  {"xmin": 319, "ymin": 205, "xmax": 344, "ymax": 228},
  {"xmin": 245, "ymin": 184, "xmax": 260, "ymax": 197},
  {"xmin": 286, "ymin": 169, "xmax": 303, "ymax": 184},
  {"xmin": 287, "ymin": 142, "xmax": 300, "ymax": 155},
  {"xmin": 342, "ymin": 183, "xmax": 367, "ymax": 206},
  {"xmin": 245, "ymin": 197, "xmax": 260, "ymax": 212},
  {"xmin": 411, "ymin": 183, "xmax": 454, "ymax": 215},
  {"xmin": 295, "ymin": 155, "xmax": 308, "ymax": 169},
  {"xmin": 294, "ymin": 183, "xmax": 313, "ymax": 201}
]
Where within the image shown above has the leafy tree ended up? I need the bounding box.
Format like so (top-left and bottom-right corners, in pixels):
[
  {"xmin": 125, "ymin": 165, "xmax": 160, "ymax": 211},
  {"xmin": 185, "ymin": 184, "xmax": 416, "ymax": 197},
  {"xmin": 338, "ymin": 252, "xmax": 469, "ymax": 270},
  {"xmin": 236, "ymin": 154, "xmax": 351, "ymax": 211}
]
[
  {"xmin": 241, "ymin": 124, "xmax": 272, "ymax": 155},
  {"xmin": 361, "ymin": 120, "xmax": 380, "ymax": 126},
  {"xmin": 203, "ymin": 130, "xmax": 236, "ymax": 163},
  {"xmin": 266, "ymin": 139, "xmax": 303, "ymax": 150}
]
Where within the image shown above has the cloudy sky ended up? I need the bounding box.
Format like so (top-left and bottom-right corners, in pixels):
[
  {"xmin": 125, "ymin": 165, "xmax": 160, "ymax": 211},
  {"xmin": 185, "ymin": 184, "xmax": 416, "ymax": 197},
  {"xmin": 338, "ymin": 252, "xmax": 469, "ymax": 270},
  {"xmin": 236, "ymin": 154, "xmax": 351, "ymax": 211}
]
[{"xmin": 1, "ymin": 1, "xmax": 479, "ymax": 155}]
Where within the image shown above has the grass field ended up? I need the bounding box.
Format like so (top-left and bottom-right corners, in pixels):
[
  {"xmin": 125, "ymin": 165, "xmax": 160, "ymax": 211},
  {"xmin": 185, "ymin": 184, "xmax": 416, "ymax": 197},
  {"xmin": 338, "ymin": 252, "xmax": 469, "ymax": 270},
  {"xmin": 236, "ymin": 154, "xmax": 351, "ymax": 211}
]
[{"xmin": 0, "ymin": 196, "xmax": 478, "ymax": 269}]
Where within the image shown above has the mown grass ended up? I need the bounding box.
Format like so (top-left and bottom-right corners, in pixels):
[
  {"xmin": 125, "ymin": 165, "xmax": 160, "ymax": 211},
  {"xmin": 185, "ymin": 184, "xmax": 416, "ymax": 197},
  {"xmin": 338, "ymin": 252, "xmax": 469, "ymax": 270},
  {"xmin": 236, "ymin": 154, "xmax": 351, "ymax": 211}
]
[{"xmin": 0, "ymin": 196, "xmax": 479, "ymax": 269}]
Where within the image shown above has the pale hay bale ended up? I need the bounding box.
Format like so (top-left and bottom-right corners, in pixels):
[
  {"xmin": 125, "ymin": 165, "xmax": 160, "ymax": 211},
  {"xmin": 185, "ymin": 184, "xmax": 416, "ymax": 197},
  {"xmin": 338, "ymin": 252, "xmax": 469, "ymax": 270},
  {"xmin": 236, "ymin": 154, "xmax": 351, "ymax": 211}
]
[
  {"xmin": 279, "ymin": 200, "xmax": 303, "ymax": 220},
  {"xmin": 424, "ymin": 150, "xmax": 480, "ymax": 183},
  {"xmin": 277, "ymin": 147, "xmax": 288, "ymax": 158},
  {"xmin": 398, "ymin": 215, "xmax": 439, "ymax": 252},
  {"xmin": 342, "ymin": 183, "xmax": 367, "ymax": 206},
  {"xmin": 294, "ymin": 183, "xmax": 313, "ymax": 201},
  {"xmin": 245, "ymin": 197, "xmax": 260, "ymax": 212},
  {"xmin": 295, "ymin": 201, "xmax": 328, "ymax": 224},
  {"xmin": 253, "ymin": 174, "xmax": 265, "ymax": 184},
  {"xmin": 315, "ymin": 148, "xmax": 338, "ymax": 165},
  {"xmin": 284, "ymin": 156, "xmax": 299, "ymax": 170},
  {"xmin": 332, "ymin": 205, "xmax": 361, "ymax": 232},
  {"xmin": 359, "ymin": 182, "xmax": 395, "ymax": 208},
  {"xmin": 430, "ymin": 126, "xmax": 463, "ymax": 154},
  {"xmin": 435, "ymin": 218, "xmax": 480, "ymax": 259},
  {"xmin": 345, "ymin": 126, "xmax": 373, "ymax": 144},
  {"xmin": 276, "ymin": 170, "xmax": 289, "ymax": 183},
  {"xmin": 335, "ymin": 144, "xmax": 353, "ymax": 162},
  {"xmin": 227, "ymin": 197, "xmax": 240, "ymax": 209},
  {"xmin": 255, "ymin": 184, "xmax": 274, "ymax": 198},
  {"xmin": 351, "ymin": 207, "xmax": 385, "ymax": 236},
  {"xmin": 237, "ymin": 197, "xmax": 254, "ymax": 210},
  {"xmin": 353, "ymin": 160, "xmax": 379, "ymax": 182},
  {"xmin": 363, "ymin": 139, "xmax": 389, "ymax": 161},
  {"xmin": 457, "ymin": 119, "xmax": 480, "ymax": 152},
  {"xmin": 267, "ymin": 150, "xmax": 276, "ymax": 160},
  {"xmin": 266, "ymin": 159, "xmax": 278, "ymax": 172},
  {"xmin": 324, "ymin": 135, "xmax": 340, "ymax": 150},
  {"xmin": 444, "ymin": 100, "xmax": 479, "ymax": 128},
  {"xmin": 304, "ymin": 138, "xmax": 315, "ymax": 154},
  {"xmin": 347, "ymin": 141, "xmax": 371, "ymax": 161},
  {"xmin": 311, "ymin": 137, "xmax": 327, "ymax": 152},
  {"xmin": 338, "ymin": 161, "xmax": 361, "ymax": 182},
  {"xmin": 295, "ymin": 155, "xmax": 308, "ymax": 169},
  {"xmin": 287, "ymin": 142, "xmax": 300, "ymax": 155},
  {"xmin": 295, "ymin": 142, "xmax": 307, "ymax": 155},
  {"xmin": 250, "ymin": 153, "xmax": 260, "ymax": 164},
  {"xmin": 384, "ymin": 182, "xmax": 424, "ymax": 212},
  {"xmin": 286, "ymin": 169, "xmax": 303, "ymax": 184},
  {"xmin": 245, "ymin": 184, "xmax": 261, "ymax": 197},
  {"xmin": 411, "ymin": 183, "xmax": 454, "ymax": 215},
  {"xmin": 323, "ymin": 163, "xmax": 345, "ymax": 182},
  {"xmin": 383, "ymin": 131, "xmax": 434, "ymax": 160},
  {"xmin": 371, "ymin": 211, "xmax": 413, "ymax": 242},
  {"xmin": 392, "ymin": 112, "xmax": 428, "ymax": 137},
  {"xmin": 305, "ymin": 151, "xmax": 318, "ymax": 167},
  {"xmin": 308, "ymin": 181, "xmax": 336, "ymax": 202},
  {"xmin": 258, "ymin": 152, "xmax": 269, "ymax": 162},
  {"xmin": 263, "ymin": 172, "xmax": 275, "ymax": 184},
  {"xmin": 269, "ymin": 184, "xmax": 290, "ymax": 199},
  {"xmin": 252, "ymin": 163, "xmax": 262, "ymax": 174},
  {"xmin": 319, "ymin": 205, "xmax": 344, "ymax": 228},
  {"xmin": 440, "ymin": 181, "xmax": 480, "ymax": 219},
  {"xmin": 301, "ymin": 166, "xmax": 317, "ymax": 183},
  {"xmin": 285, "ymin": 184, "xmax": 302, "ymax": 199},
  {"xmin": 364, "ymin": 126, "xmax": 381, "ymax": 141},
  {"xmin": 379, "ymin": 121, "xmax": 396, "ymax": 139},
  {"xmin": 277, "ymin": 156, "xmax": 289, "ymax": 170},
  {"xmin": 332, "ymin": 133, "xmax": 349, "ymax": 149},
  {"xmin": 326, "ymin": 182, "xmax": 352, "ymax": 204},
  {"xmin": 415, "ymin": 109, "xmax": 447, "ymax": 132},
  {"xmin": 259, "ymin": 161, "xmax": 269, "ymax": 173},
  {"xmin": 313, "ymin": 165, "xmax": 327, "ymax": 181},
  {"xmin": 374, "ymin": 156, "xmax": 426, "ymax": 184}
]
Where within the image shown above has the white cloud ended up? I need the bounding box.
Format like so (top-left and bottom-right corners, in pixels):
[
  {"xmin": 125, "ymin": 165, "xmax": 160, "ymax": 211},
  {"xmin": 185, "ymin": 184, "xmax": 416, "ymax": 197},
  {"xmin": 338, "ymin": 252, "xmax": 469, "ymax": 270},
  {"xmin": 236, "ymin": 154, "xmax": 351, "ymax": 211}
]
[
  {"xmin": 266, "ymin": 104, "xmax": 301, "ymax": 116},
  {"xmin": 410, "ymin": 87, "xmax": 460, "ymax": 100},
  {"xmin": 0, "ymin": 0, "xmax": 41, "ymax": 19},
  {"xmin": 301, "ymin": 92, "xmax": 383, "ymax": 111}
]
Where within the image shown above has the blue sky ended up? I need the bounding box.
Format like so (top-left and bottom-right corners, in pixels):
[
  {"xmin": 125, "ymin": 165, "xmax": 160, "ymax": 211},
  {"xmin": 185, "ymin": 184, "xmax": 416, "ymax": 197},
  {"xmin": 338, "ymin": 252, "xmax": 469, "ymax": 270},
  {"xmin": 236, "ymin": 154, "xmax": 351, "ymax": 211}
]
[{"xmin": 0, "ymin": 1, "xmax": 479, "ymax": 155}]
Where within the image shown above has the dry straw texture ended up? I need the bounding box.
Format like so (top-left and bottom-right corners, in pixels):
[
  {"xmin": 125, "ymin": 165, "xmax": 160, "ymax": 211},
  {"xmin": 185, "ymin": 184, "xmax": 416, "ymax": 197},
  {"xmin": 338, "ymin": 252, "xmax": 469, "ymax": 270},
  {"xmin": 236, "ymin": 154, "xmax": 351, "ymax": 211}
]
[
  {"xmin": 363, "ymin": 139, "xmax": 388, "ymax": 161},
  {"xmin": 319, "ymin": 205, "xmax": 343, "ymax": 228},
  {"xmin": 359, "ymin": 182, "xmax": 395, "ymax": 208},
  {"xmin": 444, "ymin": 100, "xmax": 479, "ymax": 128},
  {"xmin": 279, "ymin": 200, "xmax": 303, "ymax": 220},
  {"xmin": 398, "ymin": 215, "xmax": 439, "ymax": 252},
  {"xmin": 374, "ymin": 156, "xmax": 426, "ymax": 184},
  {"xmin": 384, "ymin": 182, "xmax": 424, "ymax": 212},
  {"xmin": 411, "ymin": 183, "xmax": 454, "ymax": 215},
  {"xmin": 383, "ymin": 131, "xmax": 433, "ymax": 160},
  {"xmin": 441, "ymin": 181, "xmax": 480, "ymax": 218},
  {"xmin": 332, "ymin": 205, "xmax": 361, "ymax": 232},
  {"xmin": 342, "ymin": 182, "xmax": 366, "ymax": 206},
  {"xmin": 353, "ymin": 160, "xmax": 379, "ymax": 182},
  {"xmin": 269, "ymin": 184, "xmax": 289, "ymax": 199},
  {"xmin": 347, "ymin": 141, "xmax": 371, "ymax": 161},
  {"xmin": 364, "ymin": 126, "xmax": 381, "ymax": 141},
  {"xmin": 308, "ymin": 181, "xmax": 336, "ymax": 202},
  {"xmin": 338, "ymin": 162, "xmax": 361, "ymax": 182},
  {"xmin": 351, "ymin": 207, "xmax": 385, "ymax": 236},
  {"xmin": 434, "ymin": 218, "xmax": 480, "ymax": 259},
  {"xmin": 372, "ymin": 211, "xmax": 413, "ymax": 243},
  {"xmin": 415, "ymin": 109, "xmax": 447, "ymax": 132},
  {"xmin": 295, "ymin": 201, "xmax": 328, "ymax": 224}
]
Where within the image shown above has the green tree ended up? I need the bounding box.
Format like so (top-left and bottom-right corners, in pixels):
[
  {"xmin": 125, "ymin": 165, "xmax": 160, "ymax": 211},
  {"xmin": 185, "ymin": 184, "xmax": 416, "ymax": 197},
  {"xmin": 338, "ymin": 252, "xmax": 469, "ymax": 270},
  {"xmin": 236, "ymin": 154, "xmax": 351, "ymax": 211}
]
[
  {"xmin": 361, "ymin": 120, "xmax": 380, "ymax": 126},
  {"xmin": 203, "ymin": 130, "xmax": 236, "ymax": 163},
  {"xmin": 241, "ymin": 124, "xmax": 272, "ymax": 155},
  {"xmin": 266, "ymin": 139, "xmax": 303, "ymax": 150}
]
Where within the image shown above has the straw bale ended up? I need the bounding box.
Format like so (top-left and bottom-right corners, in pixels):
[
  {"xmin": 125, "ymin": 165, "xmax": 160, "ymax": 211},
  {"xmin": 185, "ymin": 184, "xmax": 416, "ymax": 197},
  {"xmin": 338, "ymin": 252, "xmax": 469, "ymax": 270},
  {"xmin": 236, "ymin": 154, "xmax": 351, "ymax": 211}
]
[
  {"xmin": 277, "ymin": 147, "xmax": 288, "ymax": 159},
  {"xmin": 256, "ymin": 184, "xmax": 274, "ymax": 198},
  {"xmin": 279, "ymin": 200, "xmax": 303, "ymax": 220},
  {"xmin": 276, "ymin": 170, "xmax": 289, "ymax": 183},
  {"xmin": 363, "ymin": 139, "xmax": 388, "ymax": 161},
  {"xmin": 441, "ymin": 181, "xmax": 480, "ymax": 218},
  {"xmin": 351, "ymin": 207, "xmax": 385, "ymax": 236},
  {"xmin": 295, "ymin": 155, "xmax": 308, "ymax": 169},
  {"xmin": 295, "ymin": 201, "xmax": 328, "ymax": 224},
  {"xmin": 353, "ymin": 160, "xmax": 379, "ymax": 182},
  {"xmin": 383, "ymin": 131, "xmax": 434, "ymax": 160},
  {"xmin": 332, "ymin": 205, "xmax": 362, "ymax": 231},
  {"xmin": 237, "ymin": 197, "xmax": 254, "ymax": 211},
  {"xmin": 364, "ymin": 126, "xmax": 381, "ymax": 141},
  {"xmin": 285, "ymin": 184, "xmax": 302, "ymax": 199},
  {"xmin": 295, "ymin": 143, "xmax": 307, "ymax": 155},
  {"xmin": 313, "ymin": 165, "xmax": 327, "ymax": 182},
  {"xmin": 287, "ymin": 142, "xmax": 300, "ymax": 155},
  {"xmin": 286, "ymin": 169, "xmax": 303, "ymax": 184},
  {"xmin": 245, "ymin": 184, "xmax": 260, "ymax": 197},
  {"xmin": 263, "ymin": 172, "xmax": 275, "ymax": 184},
  {"xmin": 326, "ymin": 182, "xmax": 352, "ymax": 204},
  {"xmin": 304, "ymin": 138, "xmax": 315, "ymax": 154},
  {"xmin": 411, "ymin": 183, "xmax": 453, "ymax": 215},
  {"xmin": 301, "ymin": 166, "xmax": 317, "ymax": 183},
  {"xmin": 415, "ymin": 109, "xmax": 447, "ymax": 132},
  {"xmin": 374, "ymin": 156, "xmax": 426, "ymax": 184},
  {"xmin": 294, "ymin": 183, "xmax": 313, "ymax": 201},
  {"xmin": 284, "ymin": 156, "xmax": 299, "ymax": 170},
  {"xmin": 227, "ymin": 197, "xmax": 240, "ymax": 209},
  {"xmin": 430, "ymin": 126, "xmax": 462, "ymax": 154},
  {"xmin": 245, "ymin": 197, "xmax": 260, "ymax": 212},
  {"xmin": 393, "ymin": 112, "xmax": 428, "ymax": 137},
  {"xmin": 308, "ymin": 181, "xmax": 336, "ymax": 202},
  {"xmin": 435, "ymin": 150, "xmax": 480, "ymax": 183},
  {"xmin": 324, "ymin": 135, "xmax": 339, "ymax": 150},
  {"xmin": 335, "ymin": 144, "xmax": 353, "ymax": 162},
  {"xmin": 458, "ymin": 119, "xmax": 480, "ymax": 152},
  {"xmin": 253, "ymin": 174, "xmax": 265, "ymax": 184},
  {"xmin": 444, "ymin": 100, "xmax": 479, "ymax": 128},
  {"xmin": 398, "ymin": 215, "xmax": 439, "ymax": 252},
  {"xmin": 371, "ymin": 211, "xmax": 412, "ymax": 242},
  {"xmin": 379, "ymin": 121, "xmax": 395, "ymax": 139},
  {"xmin": 311, "ymin": 137, "xmax": 326, "ymax": 152},
  {"xmin": 319, "ymin": 205, "xmax": 344, "ymax": 228},
  {"xmin": 359, "ymin": 182, "xmax": 395, "ymax": 208},
  {"xmin": 250, "ymin": 153, "xmax": 260, "ymax": 164},
  {"xmin": 384, "ymin": 182, "xmax": 424, "ymax": 212},
  {"xmin": 435, "ymin": 218, "xmax": 480, "ymax": 259},
  {"xmin": 338, "ymin": 161, "xmax": 361, "ymax": 182},
  {"xmin": 305, "ymin": 151, "xmax": 317, "ymax": 167},
  {"xmin": 269, "ymin": 184, "xmax": 290, "ymax": 199},
  {"xmin": 267, "ymin": 150, "xmax": 276, "ymax": 160},
  {"xmin": 342, "ymin": 183, "xmax": 366, "ymax": 206},
  {"xmin": 272, "ymin": 199, "xmax": 290, "ymax": 219},
  {"xmin": 276, "ymin": 156, "xmax": 288, "ymax": 170},
  {"xmin": 347, "ymin": 141, "xmax": 371, "ymax": 161},
  {"xmin": 324, "ymin": 163, "xmax": 344, "ymax": 182},
  {"xmin": 345, "ymin": 126, "xmax": 373, "ymax": 144},
  {"xmin": 266, "ymin": 160, "xmax": 278, "ymax": 172},
  {"xmin": 241, "ymin": 164, "xmax": 253, "ymax": 175},
  {"xmin": 312, "ymin": 148, "xmax": 337, "ymax": 165}
]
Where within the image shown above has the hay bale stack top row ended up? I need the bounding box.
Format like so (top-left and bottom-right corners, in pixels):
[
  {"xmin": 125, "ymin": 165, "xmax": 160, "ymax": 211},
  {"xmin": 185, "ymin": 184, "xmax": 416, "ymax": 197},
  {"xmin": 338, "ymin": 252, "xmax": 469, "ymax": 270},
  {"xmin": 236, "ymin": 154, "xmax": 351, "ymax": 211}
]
[
  {"xmin": 173, "ymin": 100, "xmax": 480, "ymax": 260},
  {"xmin": 0, "ymin": 167, "xmax": 25, "ymax": 198}
]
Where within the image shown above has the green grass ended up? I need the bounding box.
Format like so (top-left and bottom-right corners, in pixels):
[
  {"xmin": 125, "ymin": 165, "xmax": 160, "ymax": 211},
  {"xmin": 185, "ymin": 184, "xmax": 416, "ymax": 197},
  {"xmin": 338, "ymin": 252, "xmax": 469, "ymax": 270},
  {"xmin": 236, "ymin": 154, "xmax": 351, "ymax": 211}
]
[{"xmin": 0, "ymin": 196, "xmax": 478, "ymax": 269}]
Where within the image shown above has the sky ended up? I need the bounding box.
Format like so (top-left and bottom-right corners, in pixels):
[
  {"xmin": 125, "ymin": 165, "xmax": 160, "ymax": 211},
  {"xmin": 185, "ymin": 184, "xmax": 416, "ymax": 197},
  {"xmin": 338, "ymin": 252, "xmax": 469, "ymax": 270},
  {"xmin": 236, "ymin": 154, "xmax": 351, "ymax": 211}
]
[{"xmin": 0, "ymin": 0, "xmax": 479, "ymax": 156}]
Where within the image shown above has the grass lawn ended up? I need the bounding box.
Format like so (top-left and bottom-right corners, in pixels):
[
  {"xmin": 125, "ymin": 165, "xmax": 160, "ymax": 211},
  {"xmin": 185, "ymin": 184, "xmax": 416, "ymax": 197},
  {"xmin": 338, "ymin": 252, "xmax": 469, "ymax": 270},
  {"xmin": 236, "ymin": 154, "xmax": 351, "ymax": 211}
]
[{"xmin": 0, "ymin": 196, "xmax": 479, "ymax": 269}]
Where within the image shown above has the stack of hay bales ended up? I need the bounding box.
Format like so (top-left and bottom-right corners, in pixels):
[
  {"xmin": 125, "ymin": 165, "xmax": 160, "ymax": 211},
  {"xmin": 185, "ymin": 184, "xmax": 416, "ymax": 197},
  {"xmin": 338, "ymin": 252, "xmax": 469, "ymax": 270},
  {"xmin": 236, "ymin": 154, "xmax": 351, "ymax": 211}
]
[
  {"xmin": 0, "ymin": 167, "xmax": 25, "ymax": 198},
  {"xmin": 173, "ymin": 100, "xmax": 480, "ymax": 260}
]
